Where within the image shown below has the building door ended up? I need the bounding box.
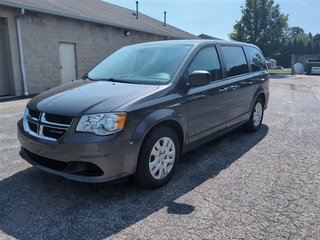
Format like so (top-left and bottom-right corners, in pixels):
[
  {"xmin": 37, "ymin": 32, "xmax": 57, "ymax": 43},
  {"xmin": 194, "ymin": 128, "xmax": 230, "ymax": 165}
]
[
  {"xmin": 59, "ymin": 42, "xmax": 77, "ymax": 84},
  {"xmin": 0, "ymin": 19, "xmax": 9, "ymax": 96}
]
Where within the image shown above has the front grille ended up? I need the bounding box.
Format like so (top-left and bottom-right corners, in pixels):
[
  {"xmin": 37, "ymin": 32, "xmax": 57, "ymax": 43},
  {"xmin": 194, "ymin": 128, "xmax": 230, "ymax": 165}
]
[
  {"xmin": 28, "ymin": 121, "xmax": 38, "ymax": 133},
  {"xmin": 44, "ymin": 113, "xmax": 73, "ymax": 125},
  {"xmin": 43, "ymin": 126, "xmax": 67, "ymax": 139},
  {"xmin": 23, "ymin": 108, "xmax": 73, "ymax": 141},
  {"xmin": 28, "ymin": 109, "xmax": 40, "ymax": 119}
]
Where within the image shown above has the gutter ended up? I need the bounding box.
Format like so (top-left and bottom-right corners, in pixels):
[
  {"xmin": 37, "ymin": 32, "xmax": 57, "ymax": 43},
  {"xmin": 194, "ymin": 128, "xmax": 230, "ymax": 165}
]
[
  {"xmin": 16, "ymin": 8, "xmax": 29, "ymax": 96},
  {"xmin": 16, "ymin": 8, "xmax": 28, "ymax": 96}
]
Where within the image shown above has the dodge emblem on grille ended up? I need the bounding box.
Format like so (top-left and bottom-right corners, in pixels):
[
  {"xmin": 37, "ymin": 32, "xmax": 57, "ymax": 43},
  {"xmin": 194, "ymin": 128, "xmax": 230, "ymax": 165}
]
[{"xmin": 49, "ymin": 129, "xmax": 64, "ymax": 134}]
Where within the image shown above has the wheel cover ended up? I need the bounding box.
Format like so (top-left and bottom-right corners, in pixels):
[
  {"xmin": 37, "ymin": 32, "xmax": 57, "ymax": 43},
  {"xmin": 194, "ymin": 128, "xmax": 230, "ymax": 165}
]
[
  {"xmin": 253, "ymin": 102, "xmax": 263, "ymax": 127},
  {"xmin": 149, "ymin": 136, "xmax": 176, "ymax": 180}
]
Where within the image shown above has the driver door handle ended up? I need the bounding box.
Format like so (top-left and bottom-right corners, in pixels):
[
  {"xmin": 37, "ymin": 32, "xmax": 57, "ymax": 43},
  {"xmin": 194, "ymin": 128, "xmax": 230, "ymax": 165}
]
[{"xmin": 230, "ymin": 85, "xmax": 239, "ymax": 91}]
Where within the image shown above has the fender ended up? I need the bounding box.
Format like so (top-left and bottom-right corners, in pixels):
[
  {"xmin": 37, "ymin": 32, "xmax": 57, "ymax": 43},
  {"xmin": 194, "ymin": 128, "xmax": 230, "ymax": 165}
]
[
  {"xmin": 124, "ymin": 108, "xmax": 187, "ymax": 172},
  {"xmin": 249, "ymin": 80, "xmax": 268, "ymax": 112},
  {"xmin": 130, "ymin": 108, "xmax": 187, "ymax": 145}
]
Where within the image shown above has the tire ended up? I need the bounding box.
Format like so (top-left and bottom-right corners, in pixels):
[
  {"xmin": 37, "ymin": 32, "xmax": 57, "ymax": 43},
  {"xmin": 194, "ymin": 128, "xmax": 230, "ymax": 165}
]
[
  {"xmin": 133, "ymin": 126, "xmax": 180, "ymax": 189},
  {"xmin": 244, "ymin": 97, "xmax": 264, "ymax": 132}
]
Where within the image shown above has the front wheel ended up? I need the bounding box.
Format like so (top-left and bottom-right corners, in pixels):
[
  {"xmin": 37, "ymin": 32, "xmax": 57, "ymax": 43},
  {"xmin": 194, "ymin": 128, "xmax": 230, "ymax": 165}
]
[
  {"xmin": 133, "ymin": 126, "xmax": 180, "ymax": 189},
  {"xmin": 244, "ymin": 97, "xmax": 264, "ymax": 132}
]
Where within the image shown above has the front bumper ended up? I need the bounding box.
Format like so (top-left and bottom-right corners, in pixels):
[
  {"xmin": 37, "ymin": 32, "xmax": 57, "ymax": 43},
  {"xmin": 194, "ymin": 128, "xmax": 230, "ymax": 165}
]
[{"xmin": 17, "ymin": 119, "xmax": 138, "ymax": 183}]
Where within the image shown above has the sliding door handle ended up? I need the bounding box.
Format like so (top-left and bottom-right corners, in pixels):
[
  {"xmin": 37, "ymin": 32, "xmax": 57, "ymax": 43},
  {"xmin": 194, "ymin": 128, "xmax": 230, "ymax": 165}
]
[{"xmin": 219, "ymin": 88, "xmax": 228, "ymax": 93}]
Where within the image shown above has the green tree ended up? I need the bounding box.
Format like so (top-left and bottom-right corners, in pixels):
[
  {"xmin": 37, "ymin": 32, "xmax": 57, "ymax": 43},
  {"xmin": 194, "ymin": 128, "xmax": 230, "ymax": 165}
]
[
  {"xmin": 288, "ymin": 26, "xmax": 304, "ymax": 39},
  {"xmin": 296, "ymin": 39, "xmax": 305, "ymax": 54},
  {"xmin": 314, "ymin": 41, "xmax": 320, "ymax": 54},
  {"xmin": 292, "ymin": 38, "xmax": 298, "ymax": 53},
  {"xmin": 289, "ymin": 34, "xmax": 309, "ymax": 54},
  {"xmin": 306, "ymin": 41, "xmax": 313, "ymax": 54},
  {"xmin": 294, "ymin": 33, "xmax": 310, "ymax": 45},
  {"xmin": 313, "ymin": 34, "xmax": 320, "ymax": 42},
  {"xmin": 229, "ymin": 0, "xmax": 289, "ymax": 57},
  {"xmin": 277, "ymin": 40, "xmax": 293, "ymax": 67},
  {"xmin": 313, "ymin": 33, "xmax": 320, "ymax": 48}
]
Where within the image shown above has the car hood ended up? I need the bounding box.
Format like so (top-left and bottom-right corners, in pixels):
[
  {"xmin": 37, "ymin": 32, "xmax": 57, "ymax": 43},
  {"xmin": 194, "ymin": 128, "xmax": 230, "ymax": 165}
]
[{"xmin": 27, "ymin": 80, "xmax": 160, "ymax": 117}]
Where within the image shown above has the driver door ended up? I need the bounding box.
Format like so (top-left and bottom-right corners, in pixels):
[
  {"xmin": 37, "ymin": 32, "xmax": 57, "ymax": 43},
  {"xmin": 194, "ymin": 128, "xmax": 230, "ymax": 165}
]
[{"xmin": 186, "ymin": 46, "xmax": 229, "ymax": 145}]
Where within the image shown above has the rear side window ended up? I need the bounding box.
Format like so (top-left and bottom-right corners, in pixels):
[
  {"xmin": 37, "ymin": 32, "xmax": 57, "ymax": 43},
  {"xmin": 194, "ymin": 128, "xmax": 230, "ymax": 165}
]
[
  {"xmin": 244, "ymin": 46, "xmax": 266, "ymax": 72},
  {"xmin": 188, "ymin": 46, "xmax": 222, "ymax": 81},
  {"xmin": 220, "ymin": 46, "xmax": 249, "ymax": 77}
]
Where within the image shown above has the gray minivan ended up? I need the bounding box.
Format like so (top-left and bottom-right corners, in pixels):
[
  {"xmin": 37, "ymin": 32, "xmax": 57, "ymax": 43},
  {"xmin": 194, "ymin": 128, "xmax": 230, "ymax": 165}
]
[{"xmin": 17, "ymin": 40, "xmax": 269, "ymax": 189}]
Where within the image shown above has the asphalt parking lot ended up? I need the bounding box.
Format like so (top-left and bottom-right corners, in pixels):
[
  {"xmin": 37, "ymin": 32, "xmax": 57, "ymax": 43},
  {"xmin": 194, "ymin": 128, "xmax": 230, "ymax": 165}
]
[{"xmin": 0, "ymin": 75, "xmax": 320, "ymax": 239}]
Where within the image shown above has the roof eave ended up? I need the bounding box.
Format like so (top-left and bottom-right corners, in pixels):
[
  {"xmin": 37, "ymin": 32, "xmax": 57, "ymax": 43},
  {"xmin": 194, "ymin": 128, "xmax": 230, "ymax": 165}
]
[{"xmin": 0, "ymin": 1, "xmax": 190, "ymax": 39}]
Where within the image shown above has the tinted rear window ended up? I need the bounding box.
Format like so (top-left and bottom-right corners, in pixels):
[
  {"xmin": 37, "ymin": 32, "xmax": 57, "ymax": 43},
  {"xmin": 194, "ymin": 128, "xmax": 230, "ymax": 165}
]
[
  {"xmin": 244, "ymin": 46, "xmax": 266, "ymax": 72},
  {"xmin": 221, "ymin": 46, "xmax": 249, "ymax": 77}
]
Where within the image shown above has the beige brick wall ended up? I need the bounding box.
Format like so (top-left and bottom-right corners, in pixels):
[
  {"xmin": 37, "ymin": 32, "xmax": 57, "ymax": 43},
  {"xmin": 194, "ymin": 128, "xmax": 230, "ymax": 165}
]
[{"xmin": 1, "ymin": 8, "xmax": 166, "ymax": 96}]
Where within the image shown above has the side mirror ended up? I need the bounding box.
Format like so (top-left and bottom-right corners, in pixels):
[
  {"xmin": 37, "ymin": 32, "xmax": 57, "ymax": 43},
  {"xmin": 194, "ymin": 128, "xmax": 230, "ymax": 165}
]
[{"xmin": 188, "ymin": 70, "xmax": 211, "ymax": 87}]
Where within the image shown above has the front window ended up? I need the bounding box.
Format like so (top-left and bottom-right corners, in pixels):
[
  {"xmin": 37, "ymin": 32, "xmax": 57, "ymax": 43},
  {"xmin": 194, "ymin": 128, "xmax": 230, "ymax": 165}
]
[
  {"xmin": 86, "ymin": 44, "xmax": 193, "ymax": 85},
  {"xmin": 188, "ymin": 46, "xmax": 222, "ymax": 81}
]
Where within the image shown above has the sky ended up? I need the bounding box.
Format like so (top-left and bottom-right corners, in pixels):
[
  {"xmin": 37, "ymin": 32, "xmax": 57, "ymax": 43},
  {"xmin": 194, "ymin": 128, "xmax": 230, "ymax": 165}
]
[{"xmin": 104, "ymin": 0, "xmax": 320, "ymax": 40}]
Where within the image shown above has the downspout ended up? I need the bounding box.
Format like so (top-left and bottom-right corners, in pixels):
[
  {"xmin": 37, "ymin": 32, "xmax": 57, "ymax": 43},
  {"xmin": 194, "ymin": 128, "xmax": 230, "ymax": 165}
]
[{"xmin": 16, "ymin": 8, "xmax": 28, "ymax": 96}]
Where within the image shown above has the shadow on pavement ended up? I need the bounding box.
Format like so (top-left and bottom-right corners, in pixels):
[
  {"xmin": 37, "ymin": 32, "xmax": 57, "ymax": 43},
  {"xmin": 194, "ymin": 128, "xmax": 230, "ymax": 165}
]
[{"xmin": 0, "ymin": 125, "xmax": 268, "ymax": 239}]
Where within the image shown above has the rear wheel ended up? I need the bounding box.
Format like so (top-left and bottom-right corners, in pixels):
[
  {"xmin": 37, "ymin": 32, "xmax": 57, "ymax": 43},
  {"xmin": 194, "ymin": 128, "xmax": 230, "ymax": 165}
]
[
  {"xmin": 133, "ymin": 126, "xmax": 180, "ymax": 189},
  {"xmin": 244, "ymin": 97, "xmax": 264, "ymax": 132}
]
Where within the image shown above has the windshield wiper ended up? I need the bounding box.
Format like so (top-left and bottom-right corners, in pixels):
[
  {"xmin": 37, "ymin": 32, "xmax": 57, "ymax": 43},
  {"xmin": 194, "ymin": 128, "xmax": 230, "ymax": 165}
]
[
  {"xmin": 82, "ymin": 74, "xmax": 96, "ymax": 81},
  {"xmin": 107, "ymin": 78, "xmax": 142, "ymax": 84}
]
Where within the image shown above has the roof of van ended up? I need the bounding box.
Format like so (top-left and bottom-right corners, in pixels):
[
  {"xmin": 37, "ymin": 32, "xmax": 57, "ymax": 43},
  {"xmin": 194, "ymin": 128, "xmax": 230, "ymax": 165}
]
[{"xmin": 129, "ymin": 39, "xmax": 257, "ymax": 47}]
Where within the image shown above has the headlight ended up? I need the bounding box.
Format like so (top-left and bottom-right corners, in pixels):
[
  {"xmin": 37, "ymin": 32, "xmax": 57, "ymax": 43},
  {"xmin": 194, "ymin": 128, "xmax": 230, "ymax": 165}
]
[{"xmin": 76, "ymin": 113, "xmax": 127, "ymax": 136}]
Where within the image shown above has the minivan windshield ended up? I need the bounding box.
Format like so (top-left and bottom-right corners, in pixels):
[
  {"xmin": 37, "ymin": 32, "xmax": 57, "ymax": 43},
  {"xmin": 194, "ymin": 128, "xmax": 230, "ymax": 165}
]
[{"xmin": 86, "ymin": 44, "xmax": 193, "ymax": 85}]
